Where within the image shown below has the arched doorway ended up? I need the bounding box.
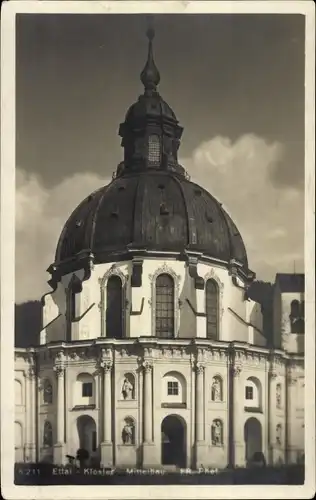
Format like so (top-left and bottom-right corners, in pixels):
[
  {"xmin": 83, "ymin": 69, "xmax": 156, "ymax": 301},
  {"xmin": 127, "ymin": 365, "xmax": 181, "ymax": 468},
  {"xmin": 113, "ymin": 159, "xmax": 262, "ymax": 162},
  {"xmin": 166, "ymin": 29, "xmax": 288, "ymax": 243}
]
[
  {"xmin": 76, "ymin": 415, "xmax": 97, "ymax": 463},
  {"xmin": 161, "ymin": 415, "xmax": 186, "ymax": 467},
  {"xmin": 244, "ymin": 417, "xmax": 262, "ymax": 463}
]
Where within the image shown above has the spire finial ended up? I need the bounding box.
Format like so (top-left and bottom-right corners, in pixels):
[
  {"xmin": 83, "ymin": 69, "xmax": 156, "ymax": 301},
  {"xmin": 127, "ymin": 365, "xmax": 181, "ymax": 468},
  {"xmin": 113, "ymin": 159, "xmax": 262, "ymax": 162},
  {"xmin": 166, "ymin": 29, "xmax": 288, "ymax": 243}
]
[{"xmin": 140, "ymin": 21, "xmax": 160, "ymax": 94}]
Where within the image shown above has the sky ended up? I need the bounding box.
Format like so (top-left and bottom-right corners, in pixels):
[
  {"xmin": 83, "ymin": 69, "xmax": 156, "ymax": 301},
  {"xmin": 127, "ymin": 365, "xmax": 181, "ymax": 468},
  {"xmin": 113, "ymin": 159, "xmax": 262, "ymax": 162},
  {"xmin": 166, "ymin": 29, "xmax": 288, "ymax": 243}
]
[{"xmin": 15, "ymin": 13, "xmax": 305, "ymax": 304}]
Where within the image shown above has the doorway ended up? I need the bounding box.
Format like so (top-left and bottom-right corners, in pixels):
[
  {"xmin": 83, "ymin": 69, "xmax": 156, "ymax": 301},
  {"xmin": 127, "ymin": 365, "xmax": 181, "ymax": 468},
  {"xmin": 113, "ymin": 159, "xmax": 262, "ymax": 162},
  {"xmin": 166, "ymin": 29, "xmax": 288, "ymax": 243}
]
[
  {"xmin": 244, "ymin": 417, "xmax": 262, "ymax": 463},
  {"xmin": 76, "ymin": 415, "xmax": 97, "ymax": 462},
  {"xmin": 161, "ymin": 415, "xmax": 186, "ymax": 467}
]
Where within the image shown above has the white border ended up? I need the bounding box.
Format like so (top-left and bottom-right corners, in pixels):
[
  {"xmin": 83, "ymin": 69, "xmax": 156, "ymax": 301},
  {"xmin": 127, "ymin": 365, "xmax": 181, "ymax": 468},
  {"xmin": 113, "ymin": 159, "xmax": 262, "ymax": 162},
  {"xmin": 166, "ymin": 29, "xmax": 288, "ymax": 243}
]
[{"xmin": 1, "ymin": 1, "xmax": 315, "ymax": 499}]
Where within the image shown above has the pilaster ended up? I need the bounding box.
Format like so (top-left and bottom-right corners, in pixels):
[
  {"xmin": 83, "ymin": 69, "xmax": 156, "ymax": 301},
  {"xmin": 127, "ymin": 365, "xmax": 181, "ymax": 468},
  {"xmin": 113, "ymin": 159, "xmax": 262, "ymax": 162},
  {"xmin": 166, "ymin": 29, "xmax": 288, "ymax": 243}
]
[
  {"xmin": 53, "ymin": 355, "xmax": 66, "ymax": 465},
  {"xmin": 24, "ymin": 365, "xmax": 36, "ymax": 462},
  {"xmin": 194, "ymin": 362, "xmax": 207, "ymax": 467},
  {"xmin": 231, "ymin": 362, "xmax": 244, "ymax": 467},
  {"xmin": 100, "ymin": 357, "xmax": 114, "ymax": 467}
]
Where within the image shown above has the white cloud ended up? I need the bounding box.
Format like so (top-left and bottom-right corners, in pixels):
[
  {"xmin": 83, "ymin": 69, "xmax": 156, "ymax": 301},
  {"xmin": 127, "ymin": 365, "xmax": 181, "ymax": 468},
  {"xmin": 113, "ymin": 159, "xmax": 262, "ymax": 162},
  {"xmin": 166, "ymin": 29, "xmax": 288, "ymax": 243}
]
[
  {"xmin": 181, "ymin": 134, "xmax": 304, "ymax": 281},
  {"xmin": 15, "ymin": 170, "xmax": 110, "ymax": 303},
  {"xmin": 15, "ymin": 133, "xmax": 304, "ymax": 303}
]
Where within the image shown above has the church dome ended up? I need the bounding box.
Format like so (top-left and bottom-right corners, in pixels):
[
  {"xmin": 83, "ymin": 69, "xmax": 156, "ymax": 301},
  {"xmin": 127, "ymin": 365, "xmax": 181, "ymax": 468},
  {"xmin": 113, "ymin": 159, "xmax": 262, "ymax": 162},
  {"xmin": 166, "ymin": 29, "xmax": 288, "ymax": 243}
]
[
  {"xmin": 54, "ymin": 29, "xmax": 249, "ymax": 273},
  {"xmin": 55, "ymin": 171, "xmax": 248, "ymax": 269}
]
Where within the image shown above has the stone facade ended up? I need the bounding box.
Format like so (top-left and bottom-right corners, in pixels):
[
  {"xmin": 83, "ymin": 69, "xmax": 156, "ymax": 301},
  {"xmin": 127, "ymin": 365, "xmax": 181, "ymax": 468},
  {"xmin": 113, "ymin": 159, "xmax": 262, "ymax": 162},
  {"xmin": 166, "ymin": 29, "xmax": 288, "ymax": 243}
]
[
  {"xmin": 14, "ymin": 30, "xmax": 304, "ymax": 470},
  {"xmin": 14, "ymin": 260, "xmax": 305, "ymax": 469}
]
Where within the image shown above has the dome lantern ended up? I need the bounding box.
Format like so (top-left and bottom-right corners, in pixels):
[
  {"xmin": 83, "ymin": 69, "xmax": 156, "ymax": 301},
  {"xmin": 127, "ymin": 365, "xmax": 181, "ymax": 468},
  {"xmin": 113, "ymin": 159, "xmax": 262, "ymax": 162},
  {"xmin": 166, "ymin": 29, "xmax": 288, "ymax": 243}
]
[{"xmin": 117, "ymin": 27, "xmax": 185, "ymax": 178}]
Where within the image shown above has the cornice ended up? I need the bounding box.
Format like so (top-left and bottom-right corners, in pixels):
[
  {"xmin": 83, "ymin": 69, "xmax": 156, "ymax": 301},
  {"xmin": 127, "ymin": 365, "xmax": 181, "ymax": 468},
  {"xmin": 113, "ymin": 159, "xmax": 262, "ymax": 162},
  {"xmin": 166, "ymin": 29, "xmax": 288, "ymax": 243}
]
[
  {"xmin": 19, "ymin": 338, "xmax": 304, "ymax": 368},
  {"xmin": 47, "ymin": 248, "xmax": 251, "ymax": 283}
]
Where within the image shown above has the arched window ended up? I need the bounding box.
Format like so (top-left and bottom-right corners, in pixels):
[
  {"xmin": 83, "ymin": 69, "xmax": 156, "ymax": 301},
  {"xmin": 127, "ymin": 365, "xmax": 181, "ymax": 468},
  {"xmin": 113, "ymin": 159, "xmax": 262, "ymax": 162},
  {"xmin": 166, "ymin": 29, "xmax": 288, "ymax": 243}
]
[
  {"xmin": 74, "ymin": 373, "xmax": 96, "ymax": 407},
  {"xmin": 244, "ymin": 377, "xmax": 262, "ymax": 410},
  {"xmin": 43, "ymin": 421, "xmax": 53, "ymax": 447},
  {"xmin": 290, "ymin": 300, "xmax": 300, "ymax": 317},
  {"xmin": 290, "ymin": 299, "xmax": 304, "ymax": 334},
  {"xmin": 106, "ymin": 275, "xmax": 123, "ymax": 338},
  {"xmin": 15, "ymin": 380, "xmax": 23, "ymax": 405},
  {"xmin": 155, "ymin": 274, "xmax": 175, "ymax": 338},
  {"xmin": 43, "ymin": 379, "xmax": 53, "ymax": 404},
  {"xmin": 206, "ymin": 279, "xmax": 219, "ymax": 339},
  {"xmin": 162, "ymin": 371, "xmax": 187, "ymax": 406}
]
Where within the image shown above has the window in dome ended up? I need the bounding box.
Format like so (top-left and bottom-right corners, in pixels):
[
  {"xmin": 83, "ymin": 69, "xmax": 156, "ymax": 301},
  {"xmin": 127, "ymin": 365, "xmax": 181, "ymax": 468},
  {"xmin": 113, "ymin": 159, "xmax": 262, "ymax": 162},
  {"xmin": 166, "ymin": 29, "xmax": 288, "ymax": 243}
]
[
  {"xmin": 155, "ymin": 274, "xmax": 175, "ymax": 338},
  {"xmin": 148, "ymin": 135, "xmax": 161, "ymax": 165},
  {"xmin": 106, "ymin": 275, "xmax": 123, "ymax": 338},
  {"xmin": 206, "ymin": 279, "xmax": 219, "ymax": 339}
]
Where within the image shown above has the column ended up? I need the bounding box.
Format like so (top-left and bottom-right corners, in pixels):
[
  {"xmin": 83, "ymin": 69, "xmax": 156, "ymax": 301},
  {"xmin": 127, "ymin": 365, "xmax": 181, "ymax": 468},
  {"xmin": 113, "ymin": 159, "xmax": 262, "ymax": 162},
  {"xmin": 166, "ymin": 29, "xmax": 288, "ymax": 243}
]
[
  {"xmin": 142, "ymin": 360, "xmax": 157, "ymax": 466},
  {"xmin": 56, "ymin": 366, "xmax": 65, "ymax": 443},
  {"xmin": 30, "ymin": 368, "xmax": 36, "ymax": 461},
  {"xmin": 231, "ymin": 363, "xmax": 244, "ymax": 467},
  {"xmin": 195, "ymin": 363, "xmax": 204, "ymax": 442},
  {"xmin": 103, "ymin": 361, "xmax": 112, "ymax": 443},
  {"xmin": 100, "ymin": 360, "xmax": 113, "ymax": 467},
  {"xmin": 143, "ymin": 361, "xmax": 153, "ymax": 443},
  {"xmin": 53, "ymin": 364, "xmax": 66, "ymax": 465},
  {"xmin": 195, "ymin": 362, "xmax": 207, "ymax": 467},
  {"xmin": 286, "ymin": 369, "xmax": 298, "ymax": 464},
  {"xmin": 268, "ymin": 369, "xmax": 277, "ymax": 464},
  {"xmin": 24, "ymin": 368, "xmax": 36, "ymax": 462}
]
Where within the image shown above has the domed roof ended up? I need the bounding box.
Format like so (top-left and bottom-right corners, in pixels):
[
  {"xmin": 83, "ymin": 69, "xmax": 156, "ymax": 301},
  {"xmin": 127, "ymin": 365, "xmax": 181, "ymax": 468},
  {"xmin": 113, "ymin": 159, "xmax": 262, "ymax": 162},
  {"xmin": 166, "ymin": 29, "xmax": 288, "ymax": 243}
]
[
  {"xmin": 54, "ymin": 28, "xmax": 249, "ymax": 275},
  {"xmin": 125, "ymin": 94, "xmax": 177, "ymax": 123},
  {"xmin": 55, "ymin": 170, "xmax": 248, "ymax": 269}
]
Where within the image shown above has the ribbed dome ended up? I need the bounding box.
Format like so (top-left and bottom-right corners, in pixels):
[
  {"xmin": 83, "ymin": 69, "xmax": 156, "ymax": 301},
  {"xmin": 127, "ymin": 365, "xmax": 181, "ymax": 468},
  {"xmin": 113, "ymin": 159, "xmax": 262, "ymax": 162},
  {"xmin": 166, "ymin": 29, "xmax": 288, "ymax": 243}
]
[
  {"xmin": 54, "ymin": 29, "xmax": 249, "ymax": 274},
  {"xmin": 55, "ymin": 170, "xmax": 248, "ymax": 269}
]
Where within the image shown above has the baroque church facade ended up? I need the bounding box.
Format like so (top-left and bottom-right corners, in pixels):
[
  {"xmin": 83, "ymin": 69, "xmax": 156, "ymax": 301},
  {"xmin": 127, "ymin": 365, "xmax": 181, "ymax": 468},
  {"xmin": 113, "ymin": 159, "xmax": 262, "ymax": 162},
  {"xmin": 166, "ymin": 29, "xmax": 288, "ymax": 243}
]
[{"xmin": 14, "ymin": 30, "xmax": 305, "ymax": 470}]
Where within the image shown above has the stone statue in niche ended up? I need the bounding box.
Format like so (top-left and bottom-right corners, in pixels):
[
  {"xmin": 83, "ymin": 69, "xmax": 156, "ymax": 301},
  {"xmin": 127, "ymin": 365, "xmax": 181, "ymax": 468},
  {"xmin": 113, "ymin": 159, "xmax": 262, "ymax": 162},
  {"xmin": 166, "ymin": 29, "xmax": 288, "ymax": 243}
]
[
  {"xmin": 122, "ymin": 377, "xmax": 134, "ymax": 400},
  {"xmin": 43, "ymin": 381, "xmax": 53, "ymax": 404},
  {"xmin": 276, "ymin": 424, "xmax": 282, "ymax": 446},
  {"xmin": 122, "ymin": 420, "xmax": 134, "ymax": 445},
  {"xmin": 211, "ymin": 420, "xmax": 222, "ymax": 446},
  {"xmin": 276, "ymin": 384, "xmax": 281, "ymax": 408},
  {"xmin": 43, "ymin": 422, "xmax": 53, "ymax": 447},
  {"xmin": 211, "ymin": 377, "xmax": 222, "ymax": 402}
]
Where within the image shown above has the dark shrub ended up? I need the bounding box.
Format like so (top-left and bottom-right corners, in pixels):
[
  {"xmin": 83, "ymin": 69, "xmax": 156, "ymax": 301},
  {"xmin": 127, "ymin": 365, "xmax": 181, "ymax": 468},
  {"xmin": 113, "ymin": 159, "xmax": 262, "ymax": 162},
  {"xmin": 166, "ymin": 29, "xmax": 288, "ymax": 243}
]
[{"xmin": 76, "ymin": 448, "xmax": 89, "ymax": 467}]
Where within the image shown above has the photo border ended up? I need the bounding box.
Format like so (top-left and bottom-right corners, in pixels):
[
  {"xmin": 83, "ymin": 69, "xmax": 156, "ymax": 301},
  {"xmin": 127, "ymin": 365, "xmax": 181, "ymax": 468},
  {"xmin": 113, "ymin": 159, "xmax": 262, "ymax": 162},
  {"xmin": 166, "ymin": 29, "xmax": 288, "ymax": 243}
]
[{"xmin": 1, "ymin": 1, "xmax": 315, "ymax": 498}]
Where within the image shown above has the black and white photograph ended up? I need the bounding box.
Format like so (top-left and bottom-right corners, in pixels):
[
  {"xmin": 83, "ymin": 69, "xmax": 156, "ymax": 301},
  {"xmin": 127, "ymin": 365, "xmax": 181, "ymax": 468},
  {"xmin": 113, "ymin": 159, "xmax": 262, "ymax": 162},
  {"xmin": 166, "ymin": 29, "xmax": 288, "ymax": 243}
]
[{"xmin": 1, "ymin": 1, "xmax": 315, "ymax": 498}]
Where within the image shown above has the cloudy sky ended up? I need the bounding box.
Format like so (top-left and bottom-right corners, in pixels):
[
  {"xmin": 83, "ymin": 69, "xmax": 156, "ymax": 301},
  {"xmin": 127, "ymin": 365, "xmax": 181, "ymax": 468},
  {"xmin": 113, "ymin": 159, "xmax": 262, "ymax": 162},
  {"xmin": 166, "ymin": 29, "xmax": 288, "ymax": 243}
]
[{"xmin": 15, "ymin": 13, "xmax": 305, "ymax": 304}]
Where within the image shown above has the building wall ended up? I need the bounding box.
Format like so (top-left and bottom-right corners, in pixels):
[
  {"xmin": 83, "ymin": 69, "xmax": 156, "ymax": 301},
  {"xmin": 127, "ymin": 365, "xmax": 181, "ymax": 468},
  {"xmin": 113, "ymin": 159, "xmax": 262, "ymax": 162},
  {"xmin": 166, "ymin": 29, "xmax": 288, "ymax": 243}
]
[
  {"xmin": 21, "ymin": 261, "xmax": 305, "ymax": 469},
  {"xmin": 42, "ymin": 259, "xmax": 264, "ymax": 346},
  {"xmin": 14, "ymin": 342, "xmax": 305, "ymax": 469}
]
